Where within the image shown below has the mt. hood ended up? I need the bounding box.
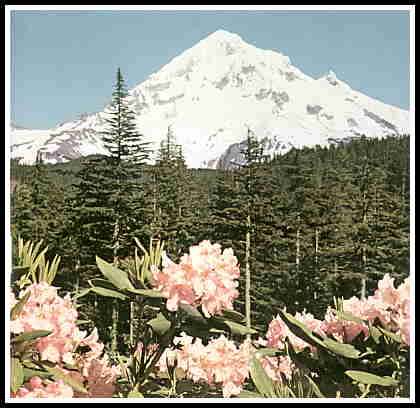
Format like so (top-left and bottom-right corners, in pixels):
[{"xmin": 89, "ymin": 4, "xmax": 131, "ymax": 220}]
[{"xmin": 10, "ymin": 29, "xmax": 410, "ymax": 167}]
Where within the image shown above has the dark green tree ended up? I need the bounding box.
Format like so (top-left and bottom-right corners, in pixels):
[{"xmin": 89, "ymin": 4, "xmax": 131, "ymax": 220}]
[{"xmin": 71, "ymin": 68, "xmax": 152, "ymax": 352}]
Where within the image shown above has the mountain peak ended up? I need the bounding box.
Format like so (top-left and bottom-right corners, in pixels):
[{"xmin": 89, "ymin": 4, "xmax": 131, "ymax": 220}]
[
  {"xmin": 204, "ymin": 29, "xmax": 244, "ymax": 43},
  {"xmin": 318, "ymin": 70, "xmax": 350, "ymax": 89},
  {"xmin": 192, "ymin": 29, "xmax": 248, "ymax": 54},
  {"xmin": 325, "ymin": 70, "xmax": 339, "ymax": 85},
  {"xmin": 11, "ymin": 32, "xmax": 409, "ymax": 167}
]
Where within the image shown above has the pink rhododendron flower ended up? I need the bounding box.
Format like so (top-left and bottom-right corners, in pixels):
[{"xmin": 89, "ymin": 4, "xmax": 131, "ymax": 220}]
[
  {"xmin": 322, "ymin": 274, "xmax": 410, "ymax": 346},
  {"xmin": 265, "ymin": 310, "xmax": 325, "ymax": 353},
  {"xmin": 257, "ymin": 353, "xmax": 295, "ymax": 383},
  {"xmin": 16, "ymin": 377, "xmax": 74, "ymax": 398},
  {"xmin": 10, "ymin": 282, "xmax": 120, "ymax": 398},
  {"xmin": 152, "ymin": 241, "xmax": 240, "ymax": 317},
  {"xmin": 156, "ymin": 332, "xmax": 251, "ymax": 397}
]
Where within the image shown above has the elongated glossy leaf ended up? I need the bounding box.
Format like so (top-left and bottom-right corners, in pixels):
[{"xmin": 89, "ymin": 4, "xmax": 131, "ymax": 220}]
[
  {"xmin": 367, "ymin": 321, "xmax": 382, "ymax": 344},
  {"xmin": 96, "ymin": 256, "xmax": 134, "ymax": 291},
  {"xmin": 127, "ymin": 390, "xmax": 144, "ymax": 397},
  {"xmin": 253, "ymin": 347, "xmax": 284, "ymax": 358},
  {"xmin": 221, "ymin": 308, "xmax": 246, "ymax": 323},
  {"xmin": 72, "ymin": 288, "xmax": 91, "ymax": 301},
  {"xmin": 250, "ymin": 353, "xmax": 277, "ymax": 398},
  {"xmin": 75, "ymin": 319, "xmax": 91, "ymax": 325},
  {"xmin": 88, "ymin": 278, "xmax": 119, "ymax": 291},
  {"xmin": 221, "ymin": 320, "xmax": 258, "ymax": 335},
  {"xmin": 345, "ymin": 370, "xmax": 399, "ymax": 386},
  {"xmin": 331, "ymin": 309, "xmax": 366, "ymax": 325},
  {"xmin": 12, "ymin": 330, "xmax": 52, "ymax": 343},
  {"xmin": 11, "ymin": 358, "xmax": 24, "ymax": 393},
  {"xmin": 322, "ymin": 338, "xmax": 361, "ymax": 359},
  {"xmin": 278, "ymin": 310, "xmax": 361, "ymax": 359},
  {"xmin": 147, "ymin": 313, "xmax": 171, "ymax": 335},
  {"xmin": 43, "ymin": 365, "xmax": 89, "ymax": 394},
  {"xmin": 377, "ymin": 327, "xmax": 402, "ymax": 343},
  {"xmin": 305, "ymin": 374, "xmax": 325, "ymax": 398},
  {"xmin": 183, "ymin": 323, "xmax": 212, "ymax": 339},
  {"xmin": 10, "ymin": 291, "xmax": 31, "ymax": 320},
  {"xmin": 22, "ymin": 367, "xmax": 52, "ymax": 381},
  {"xmin": 209, "ymin": 316, "xmax": 257, "ymax": 335},
  {"xmin": 90, "ymin": 286, "xmax": 127, "ymax": 300},
  {"xmin": 12, "ymin": 266, "xmax": 30, "ymax": 277},
  {"xmin": 180, "ymin": 304, "xmax": 207, "ymax": 323},
  {"xmin": 126, "ymin": 287, "xmax": 164, "ymax": 298},
  {"xmin": 277, "ymin": 310, "xmax": 326, "ymax": 350},
  {"xmin": 237, "ymin": 390, "xmax": 264, "ymax": 398}
]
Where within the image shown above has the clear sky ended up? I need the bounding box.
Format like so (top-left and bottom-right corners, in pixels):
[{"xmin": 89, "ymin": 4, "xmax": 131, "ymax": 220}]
[{"xmin": 8, "ymin": 6, "xmax": 412, "ymax": 130}]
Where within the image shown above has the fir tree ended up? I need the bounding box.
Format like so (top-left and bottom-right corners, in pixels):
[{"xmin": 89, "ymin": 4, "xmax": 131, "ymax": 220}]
[{"xmin": 71, "ymin": 68, "xmax": 151, "ymax": 352}]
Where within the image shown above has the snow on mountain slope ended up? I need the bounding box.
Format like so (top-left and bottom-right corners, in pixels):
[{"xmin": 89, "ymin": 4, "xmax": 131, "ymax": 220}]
[{"xmin": 10, "ymin": 29, "xmax": 410, "ymax": 167}]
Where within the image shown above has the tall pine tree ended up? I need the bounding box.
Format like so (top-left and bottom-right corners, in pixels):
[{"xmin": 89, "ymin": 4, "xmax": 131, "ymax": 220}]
[{"xmin": 71, "ymin": 68, "xmax": 151, "ymax": 352}]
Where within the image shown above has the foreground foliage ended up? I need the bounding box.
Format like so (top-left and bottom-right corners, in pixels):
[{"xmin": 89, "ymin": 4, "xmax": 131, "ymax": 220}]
[{"xmin": 10, "ymin": 237, "xmax": 410, "ymax": 399}]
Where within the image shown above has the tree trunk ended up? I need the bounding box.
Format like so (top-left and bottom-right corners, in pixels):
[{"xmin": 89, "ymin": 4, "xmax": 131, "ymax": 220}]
[
  {"xmin": 296, "ymin": 215, "xmax": 301, "ymax": 273},
  {"xmin": 111, "ymin": 219, "xmax": 120, "ymax": 354},
  {"xmin": 361, "ymin": 246, "xmax": 367, "ymax": 300},
  {"xmin": 314, "ymin": 227, "xmax": 319, "ymax": 267},
  {"xmin": 245, "ymin": 215, "xmax": 251, "ymax": 337},
  {"xmin": 129, "ymin": 300, "xmax": 135, "ymax": 347}
]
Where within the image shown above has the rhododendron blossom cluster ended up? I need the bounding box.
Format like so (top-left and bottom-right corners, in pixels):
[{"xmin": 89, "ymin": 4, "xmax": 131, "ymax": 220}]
[
  {"xmin": 155, "ymin": 333, "xmax": 252, "ymax": 397},
  {"xmin": 10, "ymin": 283, "xmax": 120, "ymax": 398},
  {"xmin": 151, "ymin": 241, "xmax": 240, "ymax": 317},
  {"xmin": 323, "ymin": 274, "xmax": 410, "ymax": 345},
  {"xmin": 256, "ymin": 311, "xmax": 323, "ymax": 383},
  {"xmin": 257, "ymin": 274, "xmax": 410, "ymax": 384},
  {"xmin": 265, "ymin": 311, "xmax": 326, "ymax": 353},
  {"xmin": 13, "ymin": 376, "xmax": 74, "ymax": 398}
]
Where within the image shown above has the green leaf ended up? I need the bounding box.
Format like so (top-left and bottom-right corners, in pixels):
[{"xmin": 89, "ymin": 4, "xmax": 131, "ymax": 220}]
[
  {"xmin": 127, "ymin": 390, "xmax": 144, "ymax": 397},
  {"xmin": 377, "ymin": 327, "xmax": 402, "ymax": 343},
  {"xmin": 12, "ymin": 266, "xmax": 30, "ymax": 277},
  {"xmin": 253, "ymin": 347, "xmax": 284, "ymax": 358},
  {"xmin": 179, "ymin": 303, "xmax": 201, "ymax": 316},
  {"xmin": 10, "ymin": 291, "xmax": 31, "ymax": 320},
  {"xmin": 331, "ymin": 309, "xmax": 366, "ymax": 325},
  {"xmin": 278, "ymin": 310, "xmax": 361, "ymax": 359},
  {"xmin": 42, "ymin": 365, "xmax": 89, "ymax": 394},
  {"xmin": 322, "ymin": 338, "xmax": 361, "ymax": 359},
  {"xmin": 305, "ymin": 375, "xmax": 325, "ymax": 398},
  {"xmin": 72, "ymin": 288, "xmax": 91, "ymax": 301},
  {"xmin": 367, "ymin": 321, "xmax": 382, "ymax": 344},
  {"xmin": 249, "ymin": 353, "xmax": 277, "ymax": 398},
  {"xmin": 126, "ymin": 287, "xmax": 164, "ymax": 298},
  {"xmin": 182, "ymin": 323, "xmax": 212, "ymax": 339},
  {"xmin": 209, "ymin": 316, "xmax": 258, "ymax": 336},
  {"xmin": 221, "ymin": 308, "xmax": 246, "ymax": 323},
  {"xmin": 223, "ymin": 320, "xmax": 258, "ymax": 336},
  {"xmin": 236, "ymin": 390, "xmax": 264, "ymax": 398},
  {"xmin": 22, "ymin": 367, "xmax": 53, "ymax": 382},
  {"xmin": 75, "ymin": 319, "xmax": 91, "ymax": 325},
  {"xmin": 147, "ymin": 313, "xmax": 171, "ymax": 335},
  {"xmin": 96, "ymin": 256, "xmax": 135, "ymax": 291},
  {"xmin": 12, "ymin": 330, "xmax": 52, "ymax": 343},
  {"xmin": 90, "ymin": 286, "xmax": 128, "ymax": 300},
  {"xmin": 345, "ymin": 370, "xmax": 399, "ymax": 387},
  {"xmin": 11, "ymin": 358, "xmax": 24, "ymax": 393},
  {"xmin": 277, "ymin": 310, "xmax": 327, "ymax": 350}
]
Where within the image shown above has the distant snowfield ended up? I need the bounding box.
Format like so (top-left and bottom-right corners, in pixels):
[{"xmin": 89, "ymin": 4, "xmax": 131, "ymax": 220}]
[
  {"xmin": 10, "ymin": 30, "xmax": 410, "ymax": 167},
  {"xmin": 10, "ymin": 129, "xmax": 53, "ymax": 164}
]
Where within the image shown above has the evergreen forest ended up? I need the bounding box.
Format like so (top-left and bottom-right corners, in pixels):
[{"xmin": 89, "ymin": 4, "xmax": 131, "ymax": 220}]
[
  {"xmin": 10, "ymin": 131, "xmax": 410, "ymax": 354},
  {"xmin": 10, "ymin": 69, "xmax": 411, "ymax": 358}
]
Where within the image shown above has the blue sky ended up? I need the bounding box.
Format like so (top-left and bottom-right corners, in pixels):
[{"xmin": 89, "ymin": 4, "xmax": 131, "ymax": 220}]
[{"xmin": 9, "ymin": 6, "xmax": 412, "ymax": 130}]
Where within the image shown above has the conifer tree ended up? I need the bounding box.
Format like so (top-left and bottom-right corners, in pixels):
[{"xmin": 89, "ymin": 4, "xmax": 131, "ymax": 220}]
[
  {"xmin": 151, "ymin": 126, "xmax": 195, "ymax": 258},
  {"xmin": 71, "ymin": 68, "xmax": 151, "ymax": 352}
]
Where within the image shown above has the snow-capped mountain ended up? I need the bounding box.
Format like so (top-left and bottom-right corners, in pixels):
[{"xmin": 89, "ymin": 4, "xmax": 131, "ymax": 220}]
[{"xmin": 10, "ymin": 29, "xmax": 410, "ymax": 167}]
